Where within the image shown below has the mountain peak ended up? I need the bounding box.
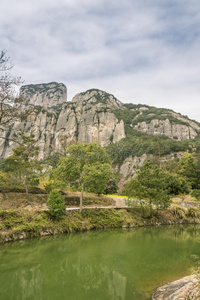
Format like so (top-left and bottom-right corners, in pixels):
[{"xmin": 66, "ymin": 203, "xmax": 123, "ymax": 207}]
[
  {"xmin": 20, "ymin": 82, "xmax": 67, "ymax": 108},
  {"xmin": 72, "ymin": 89, "xmax": 122, "ymax": 109}
]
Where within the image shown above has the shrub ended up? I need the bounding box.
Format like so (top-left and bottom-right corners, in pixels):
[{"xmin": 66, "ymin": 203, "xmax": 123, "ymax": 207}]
[
  {"xmin": 170, "ymin": 206, "xmax": 186, "ymax": 219},
  {"xmin": 187, "ymin": 207, "xmax": 199, "ymax": 218},
  {"xmin": 44, "ymin": 181, "xmax": 54, "ymax": 192},
  {"xmin": 191, "ymin": 189, "xmax": 200, "ymax": 201},
  {"xmin": 47, "ymin": 190, "xmax": 66, "ymax": 219}
]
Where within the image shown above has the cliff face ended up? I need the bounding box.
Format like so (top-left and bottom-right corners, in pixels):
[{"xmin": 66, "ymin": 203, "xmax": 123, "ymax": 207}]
[
  {"xmin": 0, "ymin": 88, "xmax": 126, "ymax": 159},
  {"xmin": 0, "ymin": 84, "xmax": 199, "ymax": 161},
  {"xmin": 20, "ymin": 82, "xmax": 67, "ymax": 108},
  {"xmin": 119, "ymin": 152, "xmax": 184, "ymax": 178},
  {"xmin": 134, "ymin": 118, "xmax": 198, "ymax": 140},
  {"xmin": 122, "ymin": 104, "xmax": 200, "ymax": 140}
]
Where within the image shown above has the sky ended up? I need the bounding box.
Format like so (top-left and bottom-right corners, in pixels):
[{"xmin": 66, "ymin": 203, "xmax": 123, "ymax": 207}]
[{"xmin": 1, "ymin": 0, "xmax": 200, "ymax": 121}]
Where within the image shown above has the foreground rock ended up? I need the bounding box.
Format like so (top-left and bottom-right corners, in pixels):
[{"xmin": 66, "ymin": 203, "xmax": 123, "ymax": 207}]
[{"xmin": 152, "ymin": 275, "xmax": 200, "ymax": 299}]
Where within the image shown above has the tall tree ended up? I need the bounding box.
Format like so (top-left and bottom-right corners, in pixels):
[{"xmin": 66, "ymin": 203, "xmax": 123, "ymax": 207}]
[
  {"xmin": 125, "ymin": 160, "xmax": 171, "ymax": 216},
  {"xmin": 5, "ymin": 133, "xmax": 40, "ymax": 198},
  {"xmin": 51, "ymin": 142, "xmax": 112, "ymax": 211},
  {"xmin": 178, "ymin": 152, "xmax": 198, "ymax": 189}
]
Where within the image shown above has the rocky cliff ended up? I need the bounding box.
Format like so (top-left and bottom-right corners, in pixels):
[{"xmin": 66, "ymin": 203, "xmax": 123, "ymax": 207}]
[
  {"xmin": 0, "ymin": 84, "xmax": 199, "ymax": 161},
  {"xmin": 20, "ymin": 82, "xmax": 67, "ymax": 108},
  {"xmin": 0, "ymin": 88, "xmax": 126, "ymax": 159},
  {"xmin": 134, "ymin": 117, "xmax": 198, "ymax": 140},
  {"xmin": 116, "ymin": 104, "xmax": 200, "ymax": 140}
]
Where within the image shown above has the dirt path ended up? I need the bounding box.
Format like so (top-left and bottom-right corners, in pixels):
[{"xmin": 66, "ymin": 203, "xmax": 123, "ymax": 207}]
[{"xmin": 108, "ymin": 196, "xmax": 128, "ymax": 207}]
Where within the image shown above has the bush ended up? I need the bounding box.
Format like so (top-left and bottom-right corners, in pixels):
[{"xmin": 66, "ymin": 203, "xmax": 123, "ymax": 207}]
[
  {"xmin": 191, "ymin": 189, "xmax": 200, "ymax": 201},
  {"xmin": 44, "ymin": 181, "xmax": 54, "ymax": 192},
  {"xmin": 170, "ymin": 206, "xmax": 186, "ymax": 219},
  {"xmin": 47, "ymin": 190, "xmax": 66, "ymax": 219},
  {"xmin": 187, "ymin": 207, "xmax": 199, "ymax": 218}
]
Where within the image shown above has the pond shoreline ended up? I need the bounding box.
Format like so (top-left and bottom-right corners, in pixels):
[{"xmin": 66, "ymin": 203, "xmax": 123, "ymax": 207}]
[{"xmin": 0, "ymin": 206, "xmax": 199, "ymax": 244}]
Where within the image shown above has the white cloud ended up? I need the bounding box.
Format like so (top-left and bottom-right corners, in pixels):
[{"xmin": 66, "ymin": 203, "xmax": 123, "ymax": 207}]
[{"xmin": 1, "ymin": 0, "xmax": 200, "ymax": 121}]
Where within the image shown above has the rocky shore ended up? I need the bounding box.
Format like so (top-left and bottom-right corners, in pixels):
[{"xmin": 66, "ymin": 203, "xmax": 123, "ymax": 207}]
[{"xmin": 152, "ymin": 275, "xmax": 200, "ymax": 299}]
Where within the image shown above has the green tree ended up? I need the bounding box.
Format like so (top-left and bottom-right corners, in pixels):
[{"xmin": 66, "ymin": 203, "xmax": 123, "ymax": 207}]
[
  {"xmin": 178, "ymin": 152, "xmax": 198, "ymax": 189},
  {"xmin": 104, "ymin": 178, "xmax": 118, "ymax": 195},
  {"xmin": 164, "ymin": 171, "xmax": 190, "ymax": 195},
  {"xmin": 51, "ymin": 142, "xmax": 112, "ymax": 211},
  {"xmin": 5, "ymin": 133, "xmax": 40, "ymax": 198},
  {"xmin": 47, "ymin": 190, "xmax": 66, "ymax": 219},
  {"xmin": 0, "ymin": 170, "xmax": 10, "ymax": 190},
  {"xmin": 125, "ymin": 160, "xmax": 171, "ymax": 217},
  {"xmin": 82, "ymin": 162, "xmax": 112, "ymax": 196},
  {"xmin": 194, "ymin": 153, "xmax": 200, "ymax": 190}
]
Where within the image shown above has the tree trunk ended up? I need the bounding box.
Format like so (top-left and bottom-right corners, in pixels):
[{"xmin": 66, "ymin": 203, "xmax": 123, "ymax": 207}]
[
  {"xmin": 80, "ymin": 184, "xmax": 84, "ymax": 212},
  {"xmin": 25, "ymin": 171, "xmax": 29, "ymax": 200},
  {"xmin": 149, "ymin": 199, "xmax": 152, "ymax": 217},
  {"xmin": 139, "ymin": 199, "xmax": 145, "ymax": 216}
]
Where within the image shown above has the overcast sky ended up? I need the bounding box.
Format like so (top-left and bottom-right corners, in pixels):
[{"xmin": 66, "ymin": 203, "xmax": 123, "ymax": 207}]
[{"xmin": 1, "ymin": 0, "xmax": 200, "ymax": 121}]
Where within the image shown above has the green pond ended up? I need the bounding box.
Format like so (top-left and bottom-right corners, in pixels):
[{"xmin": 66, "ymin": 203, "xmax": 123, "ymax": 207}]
[{"xmin": 0, "ymin": 225, "xmax": 200, "ymax": 300}]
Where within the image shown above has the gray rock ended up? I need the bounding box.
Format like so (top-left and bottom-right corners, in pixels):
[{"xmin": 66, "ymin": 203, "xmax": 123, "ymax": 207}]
[
  {"xmin": 134, "ymin": 118, "xmax": 199, "ymax": 140},
  {"xmin": 20, "ymin": 82, "xmax": 67, "ymax": 108},
  {"xmin": 0, "ymin": 89, "xmax": 126, "ymax": 159},
  {"xmin": 152, "ymin": 275, "xmax": 199, "ymax": 300},
  {"xmin": 119, "ymin": 152, "xmax": 188, "ymax": 178},
  {"xmin": 119, "ymin": 154, "xmax": 150, "ymax": 178}
]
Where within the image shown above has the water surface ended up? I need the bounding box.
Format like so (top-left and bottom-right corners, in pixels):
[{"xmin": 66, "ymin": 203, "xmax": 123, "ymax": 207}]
[{"xmin": 0, "ymin": 225, "xmax": 200, "ymax": 300}]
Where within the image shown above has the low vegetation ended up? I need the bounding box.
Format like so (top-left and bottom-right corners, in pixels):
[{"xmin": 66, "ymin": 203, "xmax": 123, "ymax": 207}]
[
  {"xmin": 46, "ymin": 190, "xmax": 66, "ymax": 219},
  {"xmin": 0, "ymin": 205, "xmax": 200, "ymax": 243}
]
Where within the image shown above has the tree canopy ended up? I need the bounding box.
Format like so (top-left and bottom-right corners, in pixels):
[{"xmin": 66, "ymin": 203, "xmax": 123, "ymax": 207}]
[
  {"xmin": 125, "ymin": 160, "xmax": 173, "ymax": 216},
  {"xmin": 178, "ymin": 152, "xmax": 198, "ymax": 189},
  {"xmin": 5, "ymin": 133, "xmax": 40, "ymax": 197},
  {"xmin": 51, "ymin": 142, "xmax": 112, "ymax": 210}
]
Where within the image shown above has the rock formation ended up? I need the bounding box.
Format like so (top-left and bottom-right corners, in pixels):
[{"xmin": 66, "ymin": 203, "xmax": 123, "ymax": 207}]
[
  {"xmin": 0, "ymin": 84, "xmax": 199, "ymax": 163},
  {"xmin": 119, "ymin": 152, "xmax": 184, "ymax": 178},
  {"xmin": 20, "ymin": 82, "xmax": 67, "ymax": 108},
  {"xmin": 0, "ymin": 88, "xmax": 126, "ymax": 159},
  {"xmin": 152, "ymin": 275, "xmax": 200, "ymax": 299},
  {"xmin": 134, "ymin": 119, "xmax": 198, "ymax": 140},
  {"xmin": 129, "ymin": 106, "xmax": 200, "ymax": 140}
]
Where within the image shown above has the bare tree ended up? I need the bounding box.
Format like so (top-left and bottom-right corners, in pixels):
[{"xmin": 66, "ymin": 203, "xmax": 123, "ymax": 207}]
[{"xmin": 0, "ymin": 50, "xmax": 26, "ymax": 127}]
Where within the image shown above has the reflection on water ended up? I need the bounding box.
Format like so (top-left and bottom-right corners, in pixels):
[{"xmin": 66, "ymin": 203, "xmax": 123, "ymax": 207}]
[{"xmin": 0, "ymin": 225, "xmax": 200, "ymax": 300}]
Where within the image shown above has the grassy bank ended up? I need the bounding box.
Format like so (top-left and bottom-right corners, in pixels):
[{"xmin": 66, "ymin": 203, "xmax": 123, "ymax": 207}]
[
  {"xmin": 0, "ymin": 192, "xmax": 115, "ymax": 210},
  {"xmin": 0, "ymin": 205, "xmax": 200, "ymax": 243}
]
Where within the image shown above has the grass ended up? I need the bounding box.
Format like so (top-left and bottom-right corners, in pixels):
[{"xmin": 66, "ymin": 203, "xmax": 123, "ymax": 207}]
[
  {"xmin": 0, "ymin": 191, "xmax": 115, "ymax": 210},
  {"xmin": 1, "ymin": 204, "xmax": 200, "ymax": 243}
]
